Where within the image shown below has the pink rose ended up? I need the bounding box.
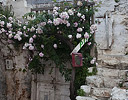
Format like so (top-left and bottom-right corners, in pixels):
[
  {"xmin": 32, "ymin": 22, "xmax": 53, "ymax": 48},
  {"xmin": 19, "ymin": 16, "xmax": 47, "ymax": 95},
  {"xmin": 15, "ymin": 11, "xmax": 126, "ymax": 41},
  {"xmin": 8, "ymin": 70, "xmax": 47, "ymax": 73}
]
[
  {"xmin": 88, "ymin": 42, "xmax": 91, "ymax": 46},
  {"xmin": 29, "ymin": 37, "xmax": 34, "ymax": 43},
  {"xmin": 77, "ymin": 28, "xmax": 83, "ymax": 32},
  {"xmin": 84, "ymin": 32, "xmax": 89, "ymax": 39},
  {"xmin": 39, "ymin": 52, "xmax": 44, "ymax": 57},
  {"xmin": 74, "ymin": 22, "xmax": 78, "ymax": 27},
  {"xmin": 29, "ymin": 45, "xmax": 34, "ymax": 50}
]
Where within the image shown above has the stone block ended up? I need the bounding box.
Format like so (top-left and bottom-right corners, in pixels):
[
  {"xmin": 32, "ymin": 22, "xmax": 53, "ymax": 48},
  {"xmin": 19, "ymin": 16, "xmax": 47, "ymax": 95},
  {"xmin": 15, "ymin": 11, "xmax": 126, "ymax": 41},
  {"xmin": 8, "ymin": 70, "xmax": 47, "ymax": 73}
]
[
  {"xmin": 95, "ymin": 0, "xmax": 117, "ymax": 17},
  {"xmin": 111, "ymin": 87, "xmax": 127, "ymax": 100},
  {"xmin": 80, "ymin": 85, "xmax": 91, "ymax": 94},
  {"xmin": 103, "ymin": 77, "xmax": 121, "ymax": 88},
  {"xmin": 76, "ymin": 96, "xmax": 95, "ymax": 100},
  {"xmin": 92, "ymin": 88, "xmax": 111, "ymax": 97},
  {"xmin": 97, "ymin": 68, "xmax": 119, "ymax": 78},
  {"xmin": 86, "ymin": 76, "xmax": 104, "ymax": 88}
]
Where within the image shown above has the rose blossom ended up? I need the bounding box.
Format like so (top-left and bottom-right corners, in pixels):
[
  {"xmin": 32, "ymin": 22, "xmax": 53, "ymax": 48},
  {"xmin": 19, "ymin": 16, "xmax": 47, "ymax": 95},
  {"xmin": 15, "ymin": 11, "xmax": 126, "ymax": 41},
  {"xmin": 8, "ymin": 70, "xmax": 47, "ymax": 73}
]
[
  {"xmin": 41, "ymin": 45, "xmax": 44, "ymax": 49},
  {"xmin": 47, "ymin": 19, "xmax": 52, "ymax": 24},
  {"xmin": 40, "ymin": 22, "xmax": 46, "ymax": 26},
  {"xmin": 68, "ymin": 9, "xmax": 74, "ymax": 15},
  {"xmin": 68, "ymin": 35, "xmax": 72, "ymax": 39},
  {"xmin": 77, "ymin": 1, "xmax": 83, "ymax": 6},
  {"xmin": 24, "ymin": 43, "xmax": 29, "ymax": 48},
  {"xmin": 84, "ymin": 32, "xmax": 89, "ymax": 39},
  {"xmin": 39, "ymin": 52, "xmax": 44, "ymax": 57},
  {"xmin": 0, "ymin": 21, "xmax": 5, "ymax": 27},
  {"xmin": 53, "ymin": 18, "xmax": 62, "ymax": 26},
  {"xmin": 30, "ymin": 26, "xmax": 35, "ymax": 32},
  {"xmin": 77, "ymin": 28, "xmax": 83, "ymax": 32},
  {"xmin": 53, "ymin": 7, "xmax": 59, "ymax": 11},
  {"xmin": 88, "ymin": 42, "xmax": 91, "ymax": 45},
  {"xmin": 59, "ymin": 12, "xmax": 69, "ymax": 19},
  {"xmin": 81, "ymin": 15, "xmax": 85, "ymax": 19},
  {"xmin": 96, "ymin": 62, "xmax": 98, "ymax": 67},
  {"xmin": 29, "ymin": 37, "xmax": 33, "ymax": 43},
  {"xmin": 76, "ymin": 33, "xmax": 82, "ymax": 39},
  {"xmin": 23, "ymin": 26, "xmax": 26, "ymax": 29},
  {"xmin": 77, "ymin": 12, "xmax": 81, "ymax": 17},
  {"xmin": 8, "ymin": 33, "xmax": 13, "ymax": 38},
  {"xmin": 90, "ymin": 59, "xmax": 95, "ymax": 64},
  {"xmin": 29, "ymin": 45, "xmax": 34, "ymax": 50},
  {"xmin": 67, "ymin": 23, "xmax": 70, "ymax": 27},
  {"xmin": 7, "ymin": 23, "xmax": 12, "ymax": 28},
  {"xmin": 1, "ymin": 28, "xmax": 5, "ymax": 32},
  {"xmin": 53, "ymin": 44, "xmax": 57, "ymax": 49},
  {"xmin": 74, "ymin": 22, "xmax": 78, "ymax": 27},
  {"xmin": 8, "ymin": 17, "xmax": 13, "ymax": 21},
  {"xmin": 33, "ymin": 35, "xmax": 36, "ymax": 38}
]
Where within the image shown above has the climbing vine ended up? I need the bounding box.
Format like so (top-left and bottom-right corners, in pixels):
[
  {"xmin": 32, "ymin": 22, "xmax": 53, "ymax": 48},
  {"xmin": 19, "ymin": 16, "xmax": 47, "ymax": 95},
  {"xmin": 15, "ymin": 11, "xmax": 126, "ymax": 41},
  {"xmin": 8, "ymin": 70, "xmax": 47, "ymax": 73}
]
[{"xmin": 0, "ymin": 0, "xmax": 101, "ymax": 97}]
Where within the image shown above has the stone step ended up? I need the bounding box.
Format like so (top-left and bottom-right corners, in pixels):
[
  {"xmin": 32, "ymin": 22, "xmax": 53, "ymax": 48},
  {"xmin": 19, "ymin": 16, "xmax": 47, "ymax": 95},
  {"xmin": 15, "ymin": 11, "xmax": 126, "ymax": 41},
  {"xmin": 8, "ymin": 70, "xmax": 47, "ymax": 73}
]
[
  {"xmin": 76, "ymin": 96, "xmax": 96, "ymax": 100},
  {"xmin": 86, "ymin": 75, "xmax": 122, "ymax": 88},
  {"xmin": 89, "ymin": 67, "xmax": 128, "ymax": 79},
  {"xmin": 92, "ymin": 87, "xmax": 111, "ymax": 98},
  {"xmin": 80, "ymin": 86, "xmax": 112, "ymax": 99},
  {"xmin": 80, "ymin": 85, "xmax": 91, "ymax": 94}
]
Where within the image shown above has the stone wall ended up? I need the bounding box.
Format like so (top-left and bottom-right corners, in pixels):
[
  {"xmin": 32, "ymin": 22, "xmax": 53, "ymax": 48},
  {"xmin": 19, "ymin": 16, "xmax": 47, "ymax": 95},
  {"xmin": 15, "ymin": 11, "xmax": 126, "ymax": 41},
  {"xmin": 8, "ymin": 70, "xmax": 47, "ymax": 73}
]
[
  {"xmin": 0, "ymin": 0, "xmax": 128, "ymax": 100},
  {"xmin": 0, "ymin": 35, "xmax": 32, "ymax": 100},
  {"xmin": 95, "ymin": 0, "xmax": 128, "ymax": 68}
]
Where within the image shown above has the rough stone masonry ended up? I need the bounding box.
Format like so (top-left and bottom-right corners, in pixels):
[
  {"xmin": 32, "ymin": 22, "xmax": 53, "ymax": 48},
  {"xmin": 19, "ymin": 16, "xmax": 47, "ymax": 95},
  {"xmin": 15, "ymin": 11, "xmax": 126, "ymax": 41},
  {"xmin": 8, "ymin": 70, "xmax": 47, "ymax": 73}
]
[{"xmin": 0, "ymin": 0, "xmax": 128, "ymax": 100}]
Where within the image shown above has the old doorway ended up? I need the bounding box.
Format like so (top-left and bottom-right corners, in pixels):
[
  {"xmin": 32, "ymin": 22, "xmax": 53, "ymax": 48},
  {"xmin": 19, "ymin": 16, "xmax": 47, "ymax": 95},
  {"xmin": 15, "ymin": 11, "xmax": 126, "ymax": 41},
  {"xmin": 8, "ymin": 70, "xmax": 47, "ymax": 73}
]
[{"xmin": 31, "ymin": 65, "xmax": 71, "ymax": 100}]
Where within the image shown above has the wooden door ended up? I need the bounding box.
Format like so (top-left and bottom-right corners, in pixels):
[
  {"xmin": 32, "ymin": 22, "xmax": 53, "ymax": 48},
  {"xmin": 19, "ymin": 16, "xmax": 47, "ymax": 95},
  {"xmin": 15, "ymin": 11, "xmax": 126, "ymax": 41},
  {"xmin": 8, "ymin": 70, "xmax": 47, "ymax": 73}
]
[{"xmin": 31, "ymin": 66, "xmax": 70, "ymax": 100}]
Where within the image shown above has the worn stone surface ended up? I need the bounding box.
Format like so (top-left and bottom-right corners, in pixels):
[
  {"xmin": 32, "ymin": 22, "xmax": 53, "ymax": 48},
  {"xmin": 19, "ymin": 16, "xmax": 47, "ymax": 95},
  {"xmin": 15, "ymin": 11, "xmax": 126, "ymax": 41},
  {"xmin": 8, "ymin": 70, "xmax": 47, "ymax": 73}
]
[
  {"xmin": 0, "ymin": 53, "xmax": 6, "ymax": 100},
  {"xmin": 0, "ymin": 36, "xmax": 31, "ymax": 100},
  {"xmin": 76, "ymin": 96, "xmax": 95, "ymax": 100},
  {"xmin": 95, "ymin": 0, "xmax": 128, "ymax": 66},
  {"xmin": 86, "ymin": 76, "xmax": 104, "ymax": 88},
  {"xmin": 92, "ymin": 87, "xmax": 111, "ymax": 97},
  {"xmin": 110, "ymin": 87, "xmax": 127, "ymax": 100},
  {"xmin": 80, "ymin": 85, "xmax": 91, "ymax": 94},
  {"xmin": 97, "ymin": 67, "xmax": 119, "ymax": 78}
]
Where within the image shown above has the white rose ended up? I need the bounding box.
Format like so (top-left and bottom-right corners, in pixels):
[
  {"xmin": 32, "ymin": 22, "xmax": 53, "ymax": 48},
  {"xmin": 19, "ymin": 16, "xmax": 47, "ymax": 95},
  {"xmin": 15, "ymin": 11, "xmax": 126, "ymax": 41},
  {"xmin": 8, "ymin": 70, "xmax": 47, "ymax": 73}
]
[
  {"xmin": 68, "ymin": 35, "xmax": 72, "ymax": 39},
  {"xmin": 53, "ymin": 44, "xmax": 57, "ymax": 49},
  {"xmin": 77, "ymin": 1, "xmax": 83, "ymax": 6},
  {"xmin": 7, "ymin": 23, "xmax": 12, "ymax": 28},
  {"xmin": 68, "ymin": 9, "xmax": 74, "ymax": 15},
  {"xmin": 18, "ymin": 36, "xmax": 22, "ymax": 41},
  {"xmin": 81, "ymin": 15, "xmax": 85, "ymax": 19},
  {"xmin": 30, "ymin": 26, "xmax": 35, "ymax": 32},
  {"xmin": 90, "ymin": 59, "xmax": 95, "ymax": 64},
  {"xmin": 29, "ymin": 45, "xmax": 34, "ymax": 50},
  {"xmin": 77, "ymin": 12, "xmax": 81, "ymax": 17},
  {"xmin": 8, "ymin": 33, "xmax": 13, "ymax": 38},
  {"xmin": 29, "ymin": 37, "xmax": 34, "ymax": 43},
  {"xmin": 53, "ymin": 7, "xmax": 59, "ymax": 11},
  {"xmin": 76, "ymin": 33, "xmax": 82, "ymax": 39}
]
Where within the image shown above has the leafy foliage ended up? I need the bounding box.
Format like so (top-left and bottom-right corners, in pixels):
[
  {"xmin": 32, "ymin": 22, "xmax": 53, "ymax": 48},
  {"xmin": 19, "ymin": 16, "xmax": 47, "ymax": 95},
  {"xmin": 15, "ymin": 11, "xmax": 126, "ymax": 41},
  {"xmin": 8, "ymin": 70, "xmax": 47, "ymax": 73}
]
[
  {"xmin": 77, "ymin": 89, "xmax": 85, "ymax": 96},
  {"xmin": 0, "ymin": 0, "xmax": 100, "ymax": 96}
]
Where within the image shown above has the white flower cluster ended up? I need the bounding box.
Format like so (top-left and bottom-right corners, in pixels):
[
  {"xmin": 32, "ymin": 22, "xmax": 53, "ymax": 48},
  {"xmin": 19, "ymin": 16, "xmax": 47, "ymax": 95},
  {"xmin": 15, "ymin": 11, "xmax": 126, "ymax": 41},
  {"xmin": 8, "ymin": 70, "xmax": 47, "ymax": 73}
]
[
  {"xmin": 90, "ymin": 24, "xmax": 97, "ymax": 34},
  {"xmin": 90, "ymin": 57, "xmax": 98, "ymax": 66}
]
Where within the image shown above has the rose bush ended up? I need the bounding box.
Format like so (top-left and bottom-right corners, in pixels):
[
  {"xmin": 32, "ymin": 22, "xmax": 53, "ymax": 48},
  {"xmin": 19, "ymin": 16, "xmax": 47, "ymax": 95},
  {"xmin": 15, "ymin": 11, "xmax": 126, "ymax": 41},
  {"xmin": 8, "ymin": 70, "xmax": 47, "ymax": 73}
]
[{"xmin": 0, "ymin": 0, "xmax": 101, "ymax": 97}]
